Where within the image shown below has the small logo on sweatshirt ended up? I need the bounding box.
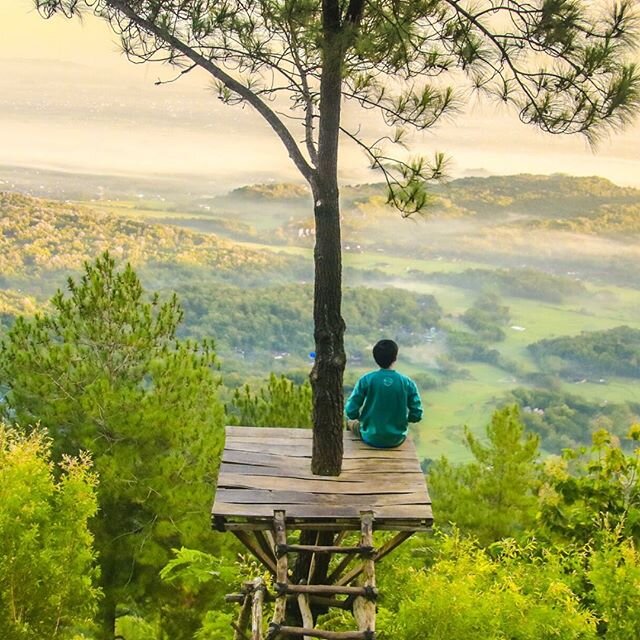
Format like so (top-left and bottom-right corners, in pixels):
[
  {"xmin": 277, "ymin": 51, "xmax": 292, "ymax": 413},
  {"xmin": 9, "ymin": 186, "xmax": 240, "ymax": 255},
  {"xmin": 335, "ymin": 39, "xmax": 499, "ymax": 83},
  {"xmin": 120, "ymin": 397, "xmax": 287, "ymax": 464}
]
[{"xmin": 383, "ymin": 377, "xmax": 394, "ymax": 387}]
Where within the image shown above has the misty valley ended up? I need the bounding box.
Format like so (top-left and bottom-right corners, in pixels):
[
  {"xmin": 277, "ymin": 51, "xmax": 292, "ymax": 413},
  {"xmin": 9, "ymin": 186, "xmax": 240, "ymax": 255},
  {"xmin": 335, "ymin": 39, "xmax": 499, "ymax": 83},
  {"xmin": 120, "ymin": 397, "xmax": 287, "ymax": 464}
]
[{"xmin": 1, "ymin": 170, "xmax": 639, "ymax": 463}]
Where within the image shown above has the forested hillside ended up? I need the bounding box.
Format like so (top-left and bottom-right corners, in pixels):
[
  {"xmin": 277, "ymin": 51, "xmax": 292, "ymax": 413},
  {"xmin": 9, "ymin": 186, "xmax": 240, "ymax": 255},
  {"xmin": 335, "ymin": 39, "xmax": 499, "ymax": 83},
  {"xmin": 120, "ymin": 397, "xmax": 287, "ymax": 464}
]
[
  {"xmin": 1, "ymin": 174, "xmax": 639, "ymax": 461},
  {"xmin": 1, "ymin": 173, "xmax": 640, "ymax": 636},
  {"xmin": 0, "ymin": 192, "xmax": 287, "ymax": 276}
]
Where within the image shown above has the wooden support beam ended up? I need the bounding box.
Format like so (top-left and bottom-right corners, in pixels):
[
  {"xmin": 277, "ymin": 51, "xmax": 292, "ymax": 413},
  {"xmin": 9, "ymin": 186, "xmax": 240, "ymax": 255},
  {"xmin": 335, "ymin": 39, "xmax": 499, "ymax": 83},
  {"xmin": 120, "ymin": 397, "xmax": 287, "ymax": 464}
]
[
  {"xmin": 255, "ymin": 529, "xmax": 277, "ymax": 564},
  {"xmin": 278, "ymin": 544, "xmax": 373, "ymax": 556},
  {"xmin": 327, "ymin": 553, "xmax": 357, "ymax": 585},
  {"xmin": 274, "ymin": 627, "xmax": 373, "ymax": 639},
  {"xmin": 353, "ymin": 512, "xmax": 376, "ymax": 637},
  {"xmin": 234, "ymin": 592, "xmax": 252, "ymax": 640},
  {"xmin": 336, "ymin": 531, "xmax": 414, "ymax": 587},
  {"xmin": 298, "ymin": 592, "xmax": 314, "ymax": 640},
  {"xmin": 272, "ymin": 511, "xmax": 288, "ymax": 629},
  {"xmin": 232, "ymin": 622, "xmax": 250, "ymax": 640},
  {"xmin": 226, "ymin": 593, "xmax": 246, "ymax": 604},
  {"xmin": 334, "ymin": 530, "xmax": 349, "ymax": 547},
  {"xmin": 370, "ymin": 530, "xmax": 414, "ymax": 563},
  {"xmin": 278, "ymin": 584, "xmax": 376, "ymax": 599},
  {"xmin": 233, "ymin": 530, "xmax": 277, "ymax": 575},
  {"xmin": 307, "ymin": 531, "xmax": 320, "ymax": 587},
  {"xmin": 222, "ymin": 521, "xmax": 428, "ymax": 532},
  {"xmin": 251, "ymin": 577, "xmax": 265, "ymax": 640}
]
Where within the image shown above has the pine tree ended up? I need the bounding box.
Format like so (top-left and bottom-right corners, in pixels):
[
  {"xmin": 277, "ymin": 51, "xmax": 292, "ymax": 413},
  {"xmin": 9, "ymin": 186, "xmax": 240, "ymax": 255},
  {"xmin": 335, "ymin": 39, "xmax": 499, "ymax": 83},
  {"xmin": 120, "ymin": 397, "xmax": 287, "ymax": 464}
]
[
  {"xmin": 429, "ymin": 405, "xmax": 540, "ymax": 543},
  {"xmin": 0, "ymin": 424, "xmax": 100, "ymax": 639},
  {"xmin": 0, "ymin": 253, "xmax": 226, "ymax": 638}
]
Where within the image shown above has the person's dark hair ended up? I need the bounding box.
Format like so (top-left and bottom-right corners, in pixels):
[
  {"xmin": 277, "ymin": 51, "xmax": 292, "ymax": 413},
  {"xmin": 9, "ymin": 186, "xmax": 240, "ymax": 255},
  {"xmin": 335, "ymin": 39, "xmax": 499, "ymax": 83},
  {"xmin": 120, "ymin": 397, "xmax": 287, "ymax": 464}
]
[{"xmin": 373, "ymin": 339, "xmax": 398, "ymax": 369}]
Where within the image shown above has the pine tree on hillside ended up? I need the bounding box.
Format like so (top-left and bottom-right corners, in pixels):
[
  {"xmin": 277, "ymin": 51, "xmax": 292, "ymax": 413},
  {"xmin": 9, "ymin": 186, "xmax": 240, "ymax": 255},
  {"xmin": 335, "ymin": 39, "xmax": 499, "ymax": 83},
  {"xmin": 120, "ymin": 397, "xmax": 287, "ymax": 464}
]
[{"xmin": 0, "ymin": 253, "xmax": 226, "ymax": 638}]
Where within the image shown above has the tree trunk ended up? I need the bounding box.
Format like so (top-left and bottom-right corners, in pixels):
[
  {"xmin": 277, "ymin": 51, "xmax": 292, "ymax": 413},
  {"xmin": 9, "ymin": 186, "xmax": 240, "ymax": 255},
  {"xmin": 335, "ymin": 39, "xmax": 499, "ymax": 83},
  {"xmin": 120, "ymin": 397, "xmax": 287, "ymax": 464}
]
[
  {"xmin": 97, "ymin": 587, "xmax": 116, "ymax": 640},
  {"xmin": 310, "ymin": 0, "xmax": 346, "ymax": 477},
  {"xmin": 310, "ymin": 183, "xmax": 345, "ymax": 476}
]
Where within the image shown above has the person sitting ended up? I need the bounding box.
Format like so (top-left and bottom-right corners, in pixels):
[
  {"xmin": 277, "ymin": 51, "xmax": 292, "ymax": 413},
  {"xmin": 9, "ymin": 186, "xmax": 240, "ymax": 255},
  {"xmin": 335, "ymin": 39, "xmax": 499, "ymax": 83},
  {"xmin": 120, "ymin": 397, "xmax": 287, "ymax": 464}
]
[{"xmin": 345, "ymin": 339, "xmax": 423, "ymax": 448}]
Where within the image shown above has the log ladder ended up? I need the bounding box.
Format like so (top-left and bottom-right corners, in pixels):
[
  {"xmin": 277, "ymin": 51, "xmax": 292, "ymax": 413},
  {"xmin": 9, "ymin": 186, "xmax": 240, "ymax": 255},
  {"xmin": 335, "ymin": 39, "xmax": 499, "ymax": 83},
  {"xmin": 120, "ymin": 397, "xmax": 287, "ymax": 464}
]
[
  {"xmin": 227, "ymin": 510, "xmax": 385, "ymax": 639},
  {"xmin": 212, "ymin": 426, "xmax": 433, "ymax": 640}
]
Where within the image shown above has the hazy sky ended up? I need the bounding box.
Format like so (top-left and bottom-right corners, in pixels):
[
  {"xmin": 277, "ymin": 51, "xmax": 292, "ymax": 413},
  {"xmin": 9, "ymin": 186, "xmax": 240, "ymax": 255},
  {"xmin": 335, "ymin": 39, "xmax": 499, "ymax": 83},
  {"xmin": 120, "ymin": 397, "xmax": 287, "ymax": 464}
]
[{"xmin": 1, "ymin": 0, "xmax": 639, "ymax": 189}]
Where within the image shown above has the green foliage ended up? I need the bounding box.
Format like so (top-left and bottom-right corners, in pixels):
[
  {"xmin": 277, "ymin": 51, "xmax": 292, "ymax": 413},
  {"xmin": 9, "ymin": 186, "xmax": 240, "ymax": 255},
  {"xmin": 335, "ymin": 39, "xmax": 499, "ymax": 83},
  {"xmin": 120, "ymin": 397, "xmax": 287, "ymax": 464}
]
[
  {"xmin": 529, "ymin": 325, "xmax": 640, "ymax": 379},
  {"xmin": 588, "ymin": 533, "xmax": 640, "ymax": 639},
  {"xmin": 433, "ymin": 174, "xmax": 640, "ymax": 218},
  {"xmin": 0, "ymin": 253, "xmax": 226, "ymax": 636},
  {"xmin": 0, "ymin": 424, "xmax": 99, "ymax": 639},
  {"xmin": 445, "ymin": 329, "xmax": 501, "ymax": 365},
  {"xmin": 0, "ymin": 290, "xmax": 39, "ymax": 330},
  {"xmin": 509, "ymin": 387, "xmax": 639, "ymax": 453},
  {"xmin": 334, "ymin": 533, "xmax": 597, "ymax": 640},
  {"xmin": 115, "ymin": 616, "xmax": 158, "ymax": 640},
  {"xmin": 178, "ymin": 283, "xmax": 441, "ymax": 356},
  {"xmin": 538, "ymin": 426, "xmax": 640, "ymax": 544},
  {"xmin": 428, "ymin": 267, "xmax": 585, "ymax": 302},
  {"xmin": 429, "ymin": 406, "xmax": 539, "ymax": 543},
  {"xmin": 461, "ymin": 292, "xmax": 509, "ymax": 342},
  {"xmin": 228, "ymin": 374, "xmax": 312, "ymax": 428},
  {"xmin": 525, "ymin": 202, "xmax": 640, "ymax": 235}
]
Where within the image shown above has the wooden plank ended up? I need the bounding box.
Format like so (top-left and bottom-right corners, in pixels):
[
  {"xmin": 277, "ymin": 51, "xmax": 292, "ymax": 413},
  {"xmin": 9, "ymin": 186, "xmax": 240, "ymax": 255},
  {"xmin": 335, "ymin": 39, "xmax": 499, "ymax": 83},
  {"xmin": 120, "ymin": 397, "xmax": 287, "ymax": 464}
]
[
  {"xmin": 216, "ymin": 473, "xmax": 428, "ymax": 495},
  {"xmin": 215, "ymin": 488, "xmax": 430, "ymax": 507},
  {"xmin": 225, "ymin": 426, "xmax": 419, "ymax": 452},
  {"xmin": 224, "ymin": 441, "xmax": 312, "ymax": 457},
  {"xmin": 221, "ymin": 450, "xmax": 423, "ymax": 473},
  {"xmin": 226, "ymin": 426, "xmax": 312, "ymax": 438},
  {"xmin": 222, "ymin": 519, "xmax": 432, "ymax": 532},
  {"xmin": 224, "ymin": 440, "xmax": 417, "ymax": 460},
  {"xmin": 219, "ymin": 462, "xmax": 424, "ymax": 479},
  {"xmin": 228, "ymin": 435, "xmax": 408, "ymax": 455},
  {"xmin": 215, "ymin": 502, "xmax": 433, "ymax": 520}
]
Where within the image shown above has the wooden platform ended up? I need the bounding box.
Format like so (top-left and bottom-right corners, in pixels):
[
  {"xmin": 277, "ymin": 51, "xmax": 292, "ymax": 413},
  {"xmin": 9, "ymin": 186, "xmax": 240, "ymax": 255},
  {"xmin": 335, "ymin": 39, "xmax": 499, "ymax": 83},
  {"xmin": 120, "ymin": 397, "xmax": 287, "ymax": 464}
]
[{"xmin": 212, "ymin": 426, "xmax": 433, "ymax": 531}]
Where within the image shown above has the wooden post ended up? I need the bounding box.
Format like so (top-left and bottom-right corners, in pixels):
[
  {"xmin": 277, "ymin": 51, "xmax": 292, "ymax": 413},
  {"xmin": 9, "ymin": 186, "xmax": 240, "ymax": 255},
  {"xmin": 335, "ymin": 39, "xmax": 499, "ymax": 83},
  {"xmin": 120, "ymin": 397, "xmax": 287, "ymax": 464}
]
[
  {"xmin": 272, "ymin": 511, "xmax": 288, "ymax": 628},
  {"xmin": 251, "ymin": 577, "xmax": 265, "ymax": 640},
  {"xmin": 298, "ymin": 592, "xmax": 314, "ymax": 640},
  {"xmin": 234, "ymin": 590, "xmax": 252, "ymax": 640},
  {"xmin": 352, "ymin": 512, "xmax": 375, "ymax": 636}
]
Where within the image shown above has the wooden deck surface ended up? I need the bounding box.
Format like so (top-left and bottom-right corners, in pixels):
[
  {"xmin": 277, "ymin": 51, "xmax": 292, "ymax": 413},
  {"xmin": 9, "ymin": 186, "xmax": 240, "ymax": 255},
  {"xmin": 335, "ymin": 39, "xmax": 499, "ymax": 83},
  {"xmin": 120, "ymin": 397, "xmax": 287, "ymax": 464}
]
[{"xmin": 212, "ymin": 426, "xmax": 433, "ymax": 531}]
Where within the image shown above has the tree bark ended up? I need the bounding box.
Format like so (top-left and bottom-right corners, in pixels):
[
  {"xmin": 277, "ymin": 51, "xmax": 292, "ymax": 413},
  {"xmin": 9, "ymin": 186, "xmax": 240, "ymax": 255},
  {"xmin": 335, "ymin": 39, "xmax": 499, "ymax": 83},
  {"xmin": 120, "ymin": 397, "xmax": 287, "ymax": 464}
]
[{"xmin": 310, "ymin": 0, "xmax": 346, "ymax": 477}]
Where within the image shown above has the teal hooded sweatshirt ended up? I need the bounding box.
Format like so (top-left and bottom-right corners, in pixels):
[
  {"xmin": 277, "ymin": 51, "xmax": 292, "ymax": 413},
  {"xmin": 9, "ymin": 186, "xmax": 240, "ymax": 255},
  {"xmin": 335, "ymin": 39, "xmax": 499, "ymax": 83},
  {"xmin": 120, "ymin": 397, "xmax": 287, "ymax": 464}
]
[{"xmin": 345, "ymin": 369, "xmax": 423, "ymax": 448}]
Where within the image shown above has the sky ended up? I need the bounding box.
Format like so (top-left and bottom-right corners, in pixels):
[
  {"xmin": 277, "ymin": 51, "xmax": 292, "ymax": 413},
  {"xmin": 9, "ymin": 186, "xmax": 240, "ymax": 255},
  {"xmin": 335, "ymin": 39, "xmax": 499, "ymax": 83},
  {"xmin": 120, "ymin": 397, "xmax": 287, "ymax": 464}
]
[{"xmin": 1, "ymin": 0, "xmax": 639, "ymax": 190}]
